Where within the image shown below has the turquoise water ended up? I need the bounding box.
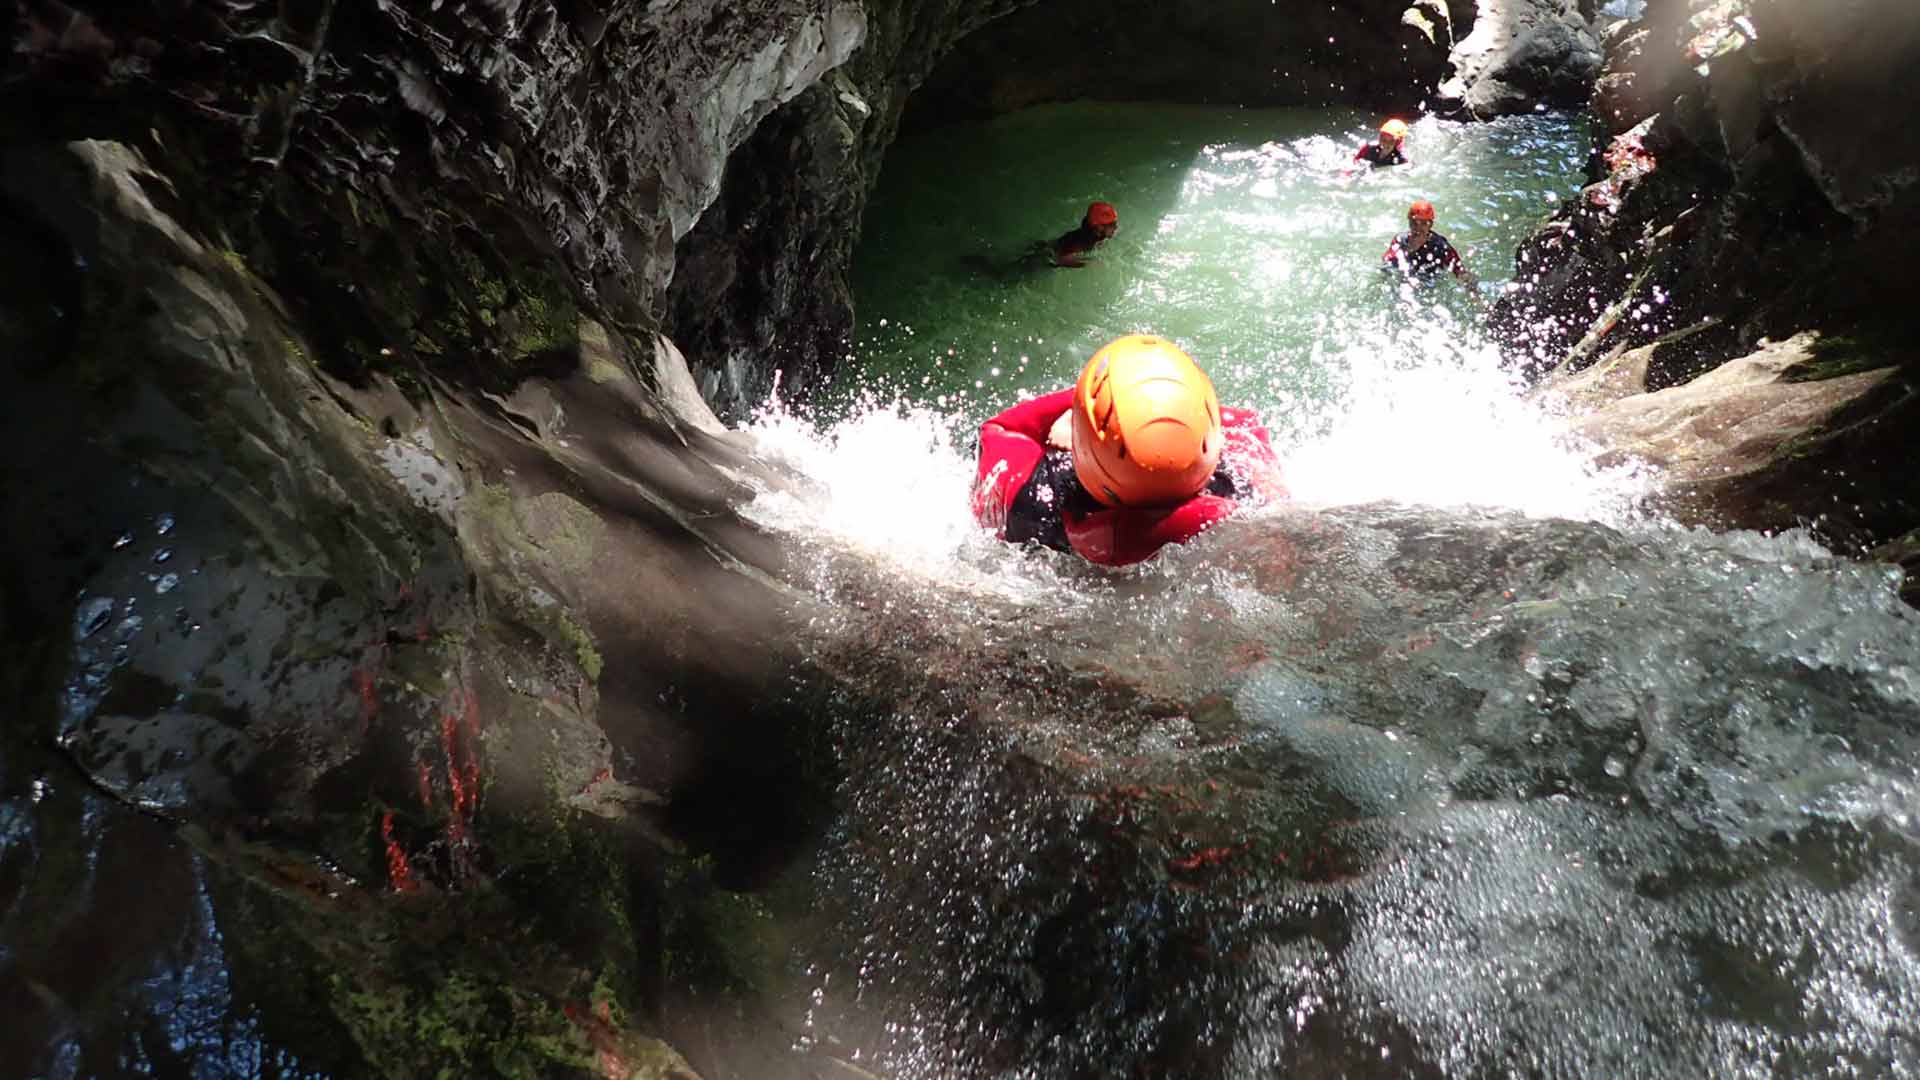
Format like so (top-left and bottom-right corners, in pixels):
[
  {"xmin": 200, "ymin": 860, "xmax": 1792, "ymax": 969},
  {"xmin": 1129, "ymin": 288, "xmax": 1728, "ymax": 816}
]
[{"xmin": 838, "ymin": 103, "xmax": 1592, "ymax": 445}]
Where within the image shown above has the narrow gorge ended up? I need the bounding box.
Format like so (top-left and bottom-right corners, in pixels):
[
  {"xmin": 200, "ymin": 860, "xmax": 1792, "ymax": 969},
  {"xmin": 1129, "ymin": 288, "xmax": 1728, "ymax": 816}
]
[{"xmin": 3, "ymin": 0, "xmax": 1917, "ymax": 1076}]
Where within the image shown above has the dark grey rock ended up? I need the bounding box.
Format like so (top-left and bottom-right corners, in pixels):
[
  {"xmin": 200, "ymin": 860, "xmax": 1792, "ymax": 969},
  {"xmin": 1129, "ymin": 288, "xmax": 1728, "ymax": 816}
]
[{"xmin": 1437, "ymin": 0, "xmax": 1604, "ymax": 117}]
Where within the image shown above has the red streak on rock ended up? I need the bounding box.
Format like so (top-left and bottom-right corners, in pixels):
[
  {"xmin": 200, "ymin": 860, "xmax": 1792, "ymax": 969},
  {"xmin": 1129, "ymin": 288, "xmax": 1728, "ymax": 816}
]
[
  {"xmin": 437, "ymin": 688, "xmax": 485, "ymax": 870},
  {"xmin": 564, "ymin": 1000, "xmax": 630, "ymax": 1078},
  {"xmin": 1170, "ymin": 844, "xmax": 1241, "ymax": 873},
  {"xmin": 576, "ymin": 765, "xmax": 612, "ymax": 796},
  {"xmin": 381, "ymin": 811, "xmax": 417, "ymax": 893},
  {"xmin": 352, "ymin": 669, "xmax": 378, "ymax": 732}
]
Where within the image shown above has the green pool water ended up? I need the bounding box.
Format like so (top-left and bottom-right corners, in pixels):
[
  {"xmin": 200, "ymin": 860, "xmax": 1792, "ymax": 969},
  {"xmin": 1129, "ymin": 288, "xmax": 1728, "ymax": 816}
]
[{"xmin": 836, "ymin": 102, "xmax": 1593, "ymax": 445}]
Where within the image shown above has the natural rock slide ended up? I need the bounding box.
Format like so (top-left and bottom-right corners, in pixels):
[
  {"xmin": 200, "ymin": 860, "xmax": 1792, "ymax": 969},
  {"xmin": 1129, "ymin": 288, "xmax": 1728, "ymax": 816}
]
[{"xmin": 2, "ymin": 0, "xmax": 1917, "ymax": 1075}]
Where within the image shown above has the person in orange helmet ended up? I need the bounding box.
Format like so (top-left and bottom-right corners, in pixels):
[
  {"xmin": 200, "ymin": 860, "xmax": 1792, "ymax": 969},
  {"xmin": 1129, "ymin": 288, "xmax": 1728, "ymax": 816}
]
[
  {"xmin": 970, "ymin": 334, "xmax": 1286, "ymax": 566},
  {"xmin": 1047, "ymin": 201, "xmax": 1119, "ymax": 268},
  {"xmin": 1383, "ymin": 199, "xmax": 1478, "ymax": 291},
  {"xmin": 1353, "ymin": 118, "xmax": 1411, "ymax": 168}
]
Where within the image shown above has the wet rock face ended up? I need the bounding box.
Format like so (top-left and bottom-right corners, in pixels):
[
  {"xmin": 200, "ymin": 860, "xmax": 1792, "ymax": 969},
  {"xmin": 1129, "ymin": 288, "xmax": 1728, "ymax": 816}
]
[
  {"xmin": 901, "ymin": 0, "xmax": 1457, "ymax": 130},
  {"xmin": 1491, "ymin": 0, "xmax": 1920, "ymax": 556},
  {"xmin": 4, "ymin": 0, "xmax": 867, "ymax": 383},
  {"xmin": 1437, "ymin": 0, "xmax": 1604, "ymax": 117},
  {"xmin": 1497, "ymin": 0, "xmax": 1920, "ymax": 376},
  {"xmin": 0, "ymin": 137, "xmax": 838, "ymax": 1074},
  {"xmin": 1545, "ymin": 332, "xmax": 1920, "ymax": 549}
]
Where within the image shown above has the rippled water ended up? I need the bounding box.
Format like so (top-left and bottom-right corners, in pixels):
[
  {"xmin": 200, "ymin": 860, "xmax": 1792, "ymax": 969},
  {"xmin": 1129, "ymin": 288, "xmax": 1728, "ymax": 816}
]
[{"xmin": 736, "ymin": 104, "xmax": 1920, "ymax": 1077}]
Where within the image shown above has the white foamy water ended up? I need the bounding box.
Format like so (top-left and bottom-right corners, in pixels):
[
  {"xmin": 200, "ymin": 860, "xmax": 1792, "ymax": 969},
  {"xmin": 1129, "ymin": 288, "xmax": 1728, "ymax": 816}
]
[
  {"xmin": 738, "ymin": 393, "xmax": 1074, "ymax": 601},
  {"xmin": 736, "ymin": 359, "xmax": 1654, "ymax": 585},
  {"xmin": 1274, "ymin": 326, "xmax": 1655, "ymax": 521}
]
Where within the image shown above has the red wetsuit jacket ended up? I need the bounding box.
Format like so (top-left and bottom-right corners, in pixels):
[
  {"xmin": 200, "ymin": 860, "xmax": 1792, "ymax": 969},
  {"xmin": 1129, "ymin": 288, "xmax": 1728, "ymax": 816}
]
[{"xmin": 970, "ymin": 388, "xmax": 1285, "ymax": 566}]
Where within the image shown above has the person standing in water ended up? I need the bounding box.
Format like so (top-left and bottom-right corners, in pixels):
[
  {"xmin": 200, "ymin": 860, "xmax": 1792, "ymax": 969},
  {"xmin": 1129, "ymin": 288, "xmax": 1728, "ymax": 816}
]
[
  {"xmin": 1046, "ymin": 201, "xmax": 1119, "ymax": 268},
  {"xmin": 1352, "ymin": 118, "xmax": 1411, "ymax": 169},
  {"xmin": 970, "ymin": 334, "xmax": 1285, "ymax": 566},
  {"xmin": 1382, "ymin": 200, "xmax": 1478, "ymax": 291}
]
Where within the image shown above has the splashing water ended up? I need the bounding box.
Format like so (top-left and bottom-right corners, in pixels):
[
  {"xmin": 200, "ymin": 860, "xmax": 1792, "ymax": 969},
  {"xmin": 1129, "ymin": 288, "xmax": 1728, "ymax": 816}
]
[{"xmin": 744, "ymin": 393, "xmax": 983, "ymax": 565}]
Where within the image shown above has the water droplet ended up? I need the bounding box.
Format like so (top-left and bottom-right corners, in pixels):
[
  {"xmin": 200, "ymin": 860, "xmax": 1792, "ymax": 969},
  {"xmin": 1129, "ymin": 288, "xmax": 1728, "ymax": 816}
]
[
  {"xmin": 152, "ymin": 548, "xmax": 173, "ymax": 564},
  {"xmin": 155, "ymin": 513, "xmax": 175, "ymax": 536},
  {"xmin": 75, "ymin": 597, "xmax": 115, "ymax": 640},
  {"xmin": 154, "ymin": 573, "xmax": 180, "ymax": 595},
  {"xmin": 113, "ymin": 531, "xmax": 135, "ymax": 550},
  {"xmin": 1603, "ymin": 754, "xmax": 1628, "ymax": 779}
]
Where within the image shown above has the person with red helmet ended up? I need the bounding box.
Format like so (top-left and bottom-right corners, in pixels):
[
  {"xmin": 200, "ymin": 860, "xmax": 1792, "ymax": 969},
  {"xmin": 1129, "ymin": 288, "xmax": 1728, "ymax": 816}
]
[
  {"xmin": 1383, "ymin": 199, "xmax": 1478, "ymax": 291},
  {"xmin": 1047, "ymin": 201, "xmax": 1120, "ymax": 268},
  {"xmin": 970, "ymin": 334, "xmax": 1286, "ymax": 566},
  {"xmin": 1353, "ymin": 118, "xmax": 1412, "ymax": 168}
]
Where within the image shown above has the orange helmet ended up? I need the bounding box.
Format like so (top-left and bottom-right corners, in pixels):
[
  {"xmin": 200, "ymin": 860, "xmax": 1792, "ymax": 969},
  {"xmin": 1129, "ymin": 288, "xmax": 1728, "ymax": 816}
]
[
  {"xmin": 1085, "ymin": 201, "xmax": 1119, "ymax": 227},
  {"xmin": 1380, "ymin": 118, "xmax": 1410, "ymax": 140},
  {"xmin": 1070, "ymin": 334, "xmax": 1223, "ymax": 508},
  {"xmin": 1408, "ymin": 199, "xmax": 1436, "ymax": 222}
]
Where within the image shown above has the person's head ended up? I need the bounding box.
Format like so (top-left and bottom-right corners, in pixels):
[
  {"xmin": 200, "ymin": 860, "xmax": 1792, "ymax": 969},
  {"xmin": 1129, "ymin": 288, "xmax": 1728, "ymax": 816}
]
[
  {"xmin": 1379, "ymin": 118, "xmax": 1410, "ymax": 149},
  {"xmin": 1070, "ymin": 334, "xmax": 1223, "ymax": 508},
  {"xmin": 1083, "ymin": 201, "xmax": 1120, "ymax": 239},
  {"xmin": 1408, "ymin": 199, "xmax": 1436, "ymax": 238}
]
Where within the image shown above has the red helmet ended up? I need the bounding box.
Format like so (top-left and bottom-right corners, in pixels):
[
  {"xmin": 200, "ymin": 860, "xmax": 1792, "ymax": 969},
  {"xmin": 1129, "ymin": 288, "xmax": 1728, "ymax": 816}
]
[
  {"xmin": 1408, "ymin": 200, "xmax": 1436, "ymax": 222},
  {"xmin": 1070, "ymin": 334, "xmax": 1222, "ymax": 508},
  {"xmin": 1085, "ymin": 201, "xmax": 1119, "ymax": 228}
]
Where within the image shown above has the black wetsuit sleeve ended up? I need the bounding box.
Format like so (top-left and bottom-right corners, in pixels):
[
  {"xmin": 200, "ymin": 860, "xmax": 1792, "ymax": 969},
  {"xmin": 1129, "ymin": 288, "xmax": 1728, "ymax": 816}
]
[
  {"xmin": 1003, "ymin": 450, "xmax": 1082, "ymax": 552},
  {"xmin": 1204, "ymin": 461, "xmax": 1239, "ymax": 499}
]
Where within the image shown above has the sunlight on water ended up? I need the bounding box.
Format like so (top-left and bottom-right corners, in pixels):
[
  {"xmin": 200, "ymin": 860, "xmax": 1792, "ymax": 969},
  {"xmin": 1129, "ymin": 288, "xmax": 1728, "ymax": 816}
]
[
  {"xmin": 744, "ymin": 395, "xmax": 981, "ymax": 560},
  {"xmin": 1275, "ymin": 325, "xmax": 1654, "ymax": 519}
]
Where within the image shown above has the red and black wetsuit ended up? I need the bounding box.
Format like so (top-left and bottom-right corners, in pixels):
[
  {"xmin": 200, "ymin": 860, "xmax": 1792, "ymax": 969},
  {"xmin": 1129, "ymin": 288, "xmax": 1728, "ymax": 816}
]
[
  {"xmin": 970, "ymin": 389, "xmax": 1285, "ymax": 566},
  {"xmin": 1382, "ymin": 231, "xmax": 1462, "ymax": 284},
  {"xmin": 1353, "ymin": 142, "xmax": 1408, "ymax": 167}
]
